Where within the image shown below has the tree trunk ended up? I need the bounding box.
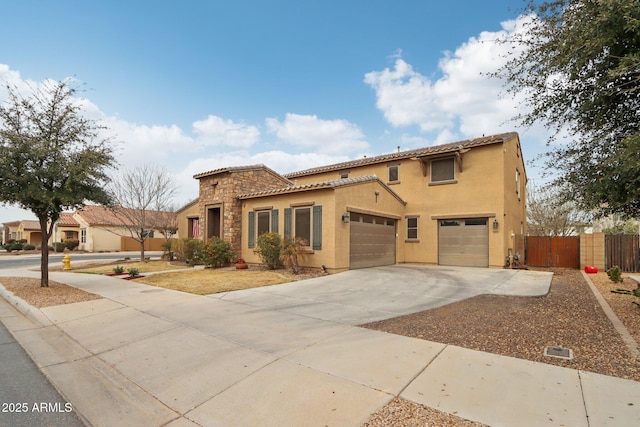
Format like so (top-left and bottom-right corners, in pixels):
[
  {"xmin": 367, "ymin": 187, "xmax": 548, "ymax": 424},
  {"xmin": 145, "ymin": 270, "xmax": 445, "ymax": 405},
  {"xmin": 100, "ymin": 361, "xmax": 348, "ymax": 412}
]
[
  {"xmin": 39, "ymin": 218, "xmax": 50, "ymax": 287},
  {"xmin": 140, "ymin": 239, "xmax": 145, "ymax": 262}
]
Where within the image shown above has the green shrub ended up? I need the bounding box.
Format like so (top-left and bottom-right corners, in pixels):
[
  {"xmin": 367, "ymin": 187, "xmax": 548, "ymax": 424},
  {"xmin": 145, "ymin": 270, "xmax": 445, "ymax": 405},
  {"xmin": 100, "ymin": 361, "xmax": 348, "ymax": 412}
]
[
  {"xmin": 201, "ymin": 237, "xmax": 233, "ymax": 268},
  {"xmin": 64, "ymin": 239, "xmax": 79, "ymax": 250},
  {"xmin": 606, "ymin": 266, "xmax": 623, "ymax": 283},
  {"xmin": 255, "ymin": 232, "xmax": 283, "ymax": 269},
  {"xmin": 9, "ymin": 242, "xmax": 24, "ymax": 251},
  {"xmin": 51, "ymin": 242, "xmax": 66, "ymax": 252},
  {"xmin": 177, "ymin": 238, "xmax": 205, "ymax": 266},
  {"xmin": 127, "ymin": 267, "xmax": 140, "ymax": 277},
  {"xmin": 23, "ymin": 244, "xmax": 36, "ymax": 250},
  {"xmin": 161, "ymin": 239, "xmax": 175, "ymax": 261},
  {"xmin": 113, "ymin": 265, "xmax": 125, "ymax": 274}
]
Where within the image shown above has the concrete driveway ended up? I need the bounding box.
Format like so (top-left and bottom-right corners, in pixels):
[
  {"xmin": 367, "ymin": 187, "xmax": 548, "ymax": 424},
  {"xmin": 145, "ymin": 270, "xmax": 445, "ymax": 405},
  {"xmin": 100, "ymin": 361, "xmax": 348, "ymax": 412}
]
[{"xmin": 212, "ymin": 264, "xmax": 553, "ymax": 325}]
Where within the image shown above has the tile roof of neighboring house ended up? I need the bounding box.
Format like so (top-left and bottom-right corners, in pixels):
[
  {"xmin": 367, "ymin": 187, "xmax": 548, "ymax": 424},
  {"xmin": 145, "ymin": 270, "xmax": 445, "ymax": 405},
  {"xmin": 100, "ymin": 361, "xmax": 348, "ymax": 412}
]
[
  {"xmin": 21, "ymin": 220, "xmax": 41, "ymax": 230},
  {"xmin": 58, "ymin": 213, "xmax": 79, "ymax": 227},
  {"xmin": 76, "ymin": 205, "xmax": 176, "ymax": 228},
  {"xmin": 2, "ymin": 220, "xmax": 21, "ymax": 227},
  {"xmin": 193, "ymin": 164, "xmax": 294, "ymax": 186},
  {"xmin": 238, "ymin": 175, "xmax": 407, "ymax": 205},
  {"xmin": 284, "ymin": 132, "xmax": 519, "ymax": 178}
]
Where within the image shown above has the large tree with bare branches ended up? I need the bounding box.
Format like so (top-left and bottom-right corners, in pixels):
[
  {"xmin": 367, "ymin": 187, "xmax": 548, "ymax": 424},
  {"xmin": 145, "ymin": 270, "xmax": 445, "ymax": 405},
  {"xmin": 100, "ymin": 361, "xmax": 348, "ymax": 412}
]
[
  {"xmin": 106, "ymin": 164, "xmax": 179, "ymax": 261},
  {"xmin": 0, "ymin": 80, "xmax": 115, "ymax": 287}
]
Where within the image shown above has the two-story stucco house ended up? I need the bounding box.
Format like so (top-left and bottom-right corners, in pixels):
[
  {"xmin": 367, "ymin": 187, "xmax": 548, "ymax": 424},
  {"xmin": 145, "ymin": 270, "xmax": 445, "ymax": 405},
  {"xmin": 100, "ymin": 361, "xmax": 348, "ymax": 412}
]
[{"xmin": 179, "ymin": 132, "xmax": 527, "ymax": 272}]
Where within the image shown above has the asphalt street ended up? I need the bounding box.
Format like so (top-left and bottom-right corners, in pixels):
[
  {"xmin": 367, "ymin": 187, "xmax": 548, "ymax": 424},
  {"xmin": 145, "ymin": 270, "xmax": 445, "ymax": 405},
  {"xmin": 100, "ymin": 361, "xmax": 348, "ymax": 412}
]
[
  {"xmin": 0, "ymin": 252, "xmax": 161, "ymax": 269},
  {"xmin": 0, "ymin": 320, "xmax": 85, "ymax": 427}
]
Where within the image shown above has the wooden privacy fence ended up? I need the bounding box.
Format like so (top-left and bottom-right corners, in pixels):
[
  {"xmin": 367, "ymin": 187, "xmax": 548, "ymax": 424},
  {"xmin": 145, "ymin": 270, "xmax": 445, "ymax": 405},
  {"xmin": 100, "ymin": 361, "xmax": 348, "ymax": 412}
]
[
  {"xmin": 525, "ymin": 236, "xmax": 580, "ymax": 268},
  {"xmin": 605, "ymin": 234, "xmax": 639, "ymax": 272},
  {"xmin": 120, "ymin": 237, "xmax": 167, "ymax": 252}
]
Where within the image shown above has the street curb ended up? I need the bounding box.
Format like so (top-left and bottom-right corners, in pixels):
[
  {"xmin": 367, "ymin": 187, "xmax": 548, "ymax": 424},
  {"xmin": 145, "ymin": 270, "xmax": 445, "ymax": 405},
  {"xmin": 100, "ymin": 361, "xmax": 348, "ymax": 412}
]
[
  {"xmin": 581, "ymin": 271, "xmax": 640, "ymax": 360},
  {"xmin": 0, "ymin": 282, "xmax": 53, "ymax": 327}
]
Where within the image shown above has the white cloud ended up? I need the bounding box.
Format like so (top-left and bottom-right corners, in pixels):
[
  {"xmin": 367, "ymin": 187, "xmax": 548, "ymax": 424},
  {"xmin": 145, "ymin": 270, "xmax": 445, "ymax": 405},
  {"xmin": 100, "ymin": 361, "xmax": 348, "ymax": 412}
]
[
  {"xmin": 265, "ymin": 113, "xmax": 369, "ymax": 154},
  {"xmin": 364, "ymin": 59, "xmax": 452, "ymax": 132},
  {"xmin": 364, "ymin": 14, "xmax": 540, "ymax": 140},
  {"xmin": 192, "ymin": 115, "xmax": 260, "ymax": 148}
]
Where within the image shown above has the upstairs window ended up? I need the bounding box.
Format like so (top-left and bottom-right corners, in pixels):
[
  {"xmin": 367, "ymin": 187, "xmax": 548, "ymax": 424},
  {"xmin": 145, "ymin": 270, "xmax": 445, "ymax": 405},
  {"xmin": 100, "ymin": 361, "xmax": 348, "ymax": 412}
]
[
  {"xmin": 388, "ymin": 164, "xmax": 399, "ymax": 182},
  {"xmin": 431, "ymin": 157, "xmax": 455, "ymax": 182}
]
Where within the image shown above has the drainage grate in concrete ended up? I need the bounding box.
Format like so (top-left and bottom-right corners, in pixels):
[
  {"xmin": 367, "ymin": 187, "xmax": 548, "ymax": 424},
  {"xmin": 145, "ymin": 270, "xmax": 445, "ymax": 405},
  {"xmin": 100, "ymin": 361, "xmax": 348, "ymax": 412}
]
[{"xmin": 544, "ymin": 346, "xmax": 574, "ymax": 360}]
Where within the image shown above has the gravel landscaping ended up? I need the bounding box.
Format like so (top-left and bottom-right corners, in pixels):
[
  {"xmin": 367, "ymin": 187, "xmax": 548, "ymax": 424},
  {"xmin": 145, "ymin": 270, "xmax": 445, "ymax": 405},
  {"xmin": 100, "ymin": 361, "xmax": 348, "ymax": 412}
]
[{"xmin": 361, "ymin": 268, "xmax": 640, "ymax": 426}]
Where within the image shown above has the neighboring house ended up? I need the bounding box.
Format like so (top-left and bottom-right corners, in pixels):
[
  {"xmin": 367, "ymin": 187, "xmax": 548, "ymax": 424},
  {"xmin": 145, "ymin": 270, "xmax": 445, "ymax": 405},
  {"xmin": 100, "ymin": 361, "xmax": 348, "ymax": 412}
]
[
  {"xmin": 1, "ymin": 219, "xmax": 42, "ymax": 245},
  {"xmin": 72, "ymin": 205, "xmax": 178, "ymax": 252},
  {"xmin": 45, "ymin": 205, "xmax": 178, "ymax": 252},
  {"xmin": 2, "ymin": 221, "xmax": 20, "ymax": 243},
  {"xmin": 178, "ymin": 132, "xmax": 527, "ymax": 272},
  {"xmin": 52, "ymin": 213, "xmax": 81, "ymax": 243}
]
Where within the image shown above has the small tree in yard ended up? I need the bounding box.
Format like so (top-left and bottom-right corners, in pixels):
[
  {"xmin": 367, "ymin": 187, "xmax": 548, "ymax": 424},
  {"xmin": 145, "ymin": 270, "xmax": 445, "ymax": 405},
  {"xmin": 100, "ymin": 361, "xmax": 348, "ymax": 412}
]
[
  {"xmin": 280, "ymin": 237, "xmax": 307, "ymax": 274},
  {"xmin": 0, "ymin": 80, "xmax": 115, "ymax": 287},
  {"xmin": 527, "ymin": 184, "xmax": 589, "ymax": 236},
  {"xmin": 106, "ymin": 164, "xmax": 179, "ymax": 262}
]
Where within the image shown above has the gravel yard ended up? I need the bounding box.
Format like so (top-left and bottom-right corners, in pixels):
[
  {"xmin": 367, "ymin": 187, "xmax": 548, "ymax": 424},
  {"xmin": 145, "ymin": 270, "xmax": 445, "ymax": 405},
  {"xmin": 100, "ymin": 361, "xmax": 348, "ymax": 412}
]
[
  {"xmin": 362, "ymin": 268, "xmax": 640, "ymax": 426},
  {"xmin": 0, "ymin": 276, "xmax": 102, "ymax": 308},
  {"xmin": 1, "ymin": 265, "xmax": 639, "ymax": 426}
]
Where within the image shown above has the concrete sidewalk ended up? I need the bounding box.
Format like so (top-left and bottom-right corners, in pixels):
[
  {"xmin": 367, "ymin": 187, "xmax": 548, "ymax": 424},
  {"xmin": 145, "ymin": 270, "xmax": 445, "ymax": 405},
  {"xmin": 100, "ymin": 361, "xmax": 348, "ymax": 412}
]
[{"xmin": 0, "ymin": 266, "xmax": 639, "ymax": 426}]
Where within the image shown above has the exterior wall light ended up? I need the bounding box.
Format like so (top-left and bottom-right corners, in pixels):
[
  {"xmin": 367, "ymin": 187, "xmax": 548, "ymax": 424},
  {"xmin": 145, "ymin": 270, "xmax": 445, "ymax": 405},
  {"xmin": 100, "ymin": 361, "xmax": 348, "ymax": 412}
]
[
  {"xmin": 493, "ymin": 219, "xmax": 499, "ymax": 229},
  {"xmin": 342, "ymin": 213, "xmax": 350, "ymax": 223}
]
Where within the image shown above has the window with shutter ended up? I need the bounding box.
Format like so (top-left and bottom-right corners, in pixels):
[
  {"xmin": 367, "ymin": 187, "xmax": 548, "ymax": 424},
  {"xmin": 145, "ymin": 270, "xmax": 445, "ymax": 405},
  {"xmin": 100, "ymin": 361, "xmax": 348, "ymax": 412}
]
[{"xmin": 248, "ymin": 211, "xmax": 255, "ymax": 248}]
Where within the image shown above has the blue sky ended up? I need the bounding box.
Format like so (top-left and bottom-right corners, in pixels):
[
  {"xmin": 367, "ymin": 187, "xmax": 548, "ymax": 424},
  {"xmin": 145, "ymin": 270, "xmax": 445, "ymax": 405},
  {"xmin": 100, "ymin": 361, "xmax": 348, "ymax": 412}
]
[{"xmin": 1, "ymin": 0, "xmax": 551, "ymax": 224}]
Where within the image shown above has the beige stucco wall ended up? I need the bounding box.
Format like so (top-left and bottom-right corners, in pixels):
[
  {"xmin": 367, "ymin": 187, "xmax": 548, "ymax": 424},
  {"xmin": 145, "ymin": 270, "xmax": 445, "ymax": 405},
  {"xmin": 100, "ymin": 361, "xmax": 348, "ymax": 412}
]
[
  {"xmin": 16, "ymin": 223, "xmax": 42, "ymax": 246},
  {"xmin": 288, "ymin": 136, "xmax": 526, "ymax": 267},
  {"xmin": 500, "ymin": 136, "xmax": 527, "ymax": 257},
  {"xmin": 240, "ymin": 181, "xmax": 406, "ymax": 272},
  {"xmin": 241, "ymin": 189, "xmax": 336, "ymax": 270},
  {"xmin": 177, "ymin": 202, "xmax": 200, "ymax": 240}
]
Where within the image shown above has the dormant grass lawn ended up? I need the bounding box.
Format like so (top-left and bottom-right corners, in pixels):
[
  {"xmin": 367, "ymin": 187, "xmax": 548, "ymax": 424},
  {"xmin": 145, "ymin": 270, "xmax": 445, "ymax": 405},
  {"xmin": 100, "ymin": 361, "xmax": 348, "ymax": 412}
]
[
  {"xmin": 73, "ymin": 260, "xmax": 293, "ymax": 295},
  {"xmin": 134, "ymin": 269, "xmax": 291, "ymax": 295},
  {"xmin": 74, "ymin": 260, "xmax": 189, "ymax": 275}
]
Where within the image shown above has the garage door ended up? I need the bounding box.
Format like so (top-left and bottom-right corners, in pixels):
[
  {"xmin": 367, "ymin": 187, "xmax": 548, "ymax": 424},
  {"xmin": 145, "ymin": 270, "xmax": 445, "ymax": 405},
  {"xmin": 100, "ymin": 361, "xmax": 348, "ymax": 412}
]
[
  {"xmin": 438, "ymin": 218, "xmax": 489, "ymax": 267},
  {"xmin": 350, "ymin": 213, "xmax": 396, "ymax": 269}
]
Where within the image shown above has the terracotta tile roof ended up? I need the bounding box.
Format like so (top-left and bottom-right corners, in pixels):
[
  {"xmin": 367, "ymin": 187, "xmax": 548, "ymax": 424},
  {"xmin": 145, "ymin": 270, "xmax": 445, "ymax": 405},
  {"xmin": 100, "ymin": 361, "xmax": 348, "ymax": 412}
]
[
  {"xmin": 238, "ymin": 175, "xmax": 407, "ymax": 205},
  {"xmin": 21, "ymin": 220, "xmax": 41, "ymax": 230},
  {"xmin": 284, "ymin": 132, "xmax": 518, "ymax": 178},
  {"xmin": 193, "ymin": 164, "xmax": 293, "ymax": 186},
  {"xmin": 58, "ymin": 213, "xmax": 79, "ymax": 227},
  {"xmin": 76, "ymin": 205, "xmax": 176, "ymax": 228}
]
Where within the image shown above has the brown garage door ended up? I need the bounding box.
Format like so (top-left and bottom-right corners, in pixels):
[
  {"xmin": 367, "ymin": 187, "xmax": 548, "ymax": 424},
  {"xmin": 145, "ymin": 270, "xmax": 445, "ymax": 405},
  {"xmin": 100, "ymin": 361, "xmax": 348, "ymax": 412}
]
[
  {"xmin": 438, "ymin": 218, "xmax": 489, "ymax": 267},
  {"xmin": 350, "ymin": 213, "xmax": 396, "ymax": 269}
]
